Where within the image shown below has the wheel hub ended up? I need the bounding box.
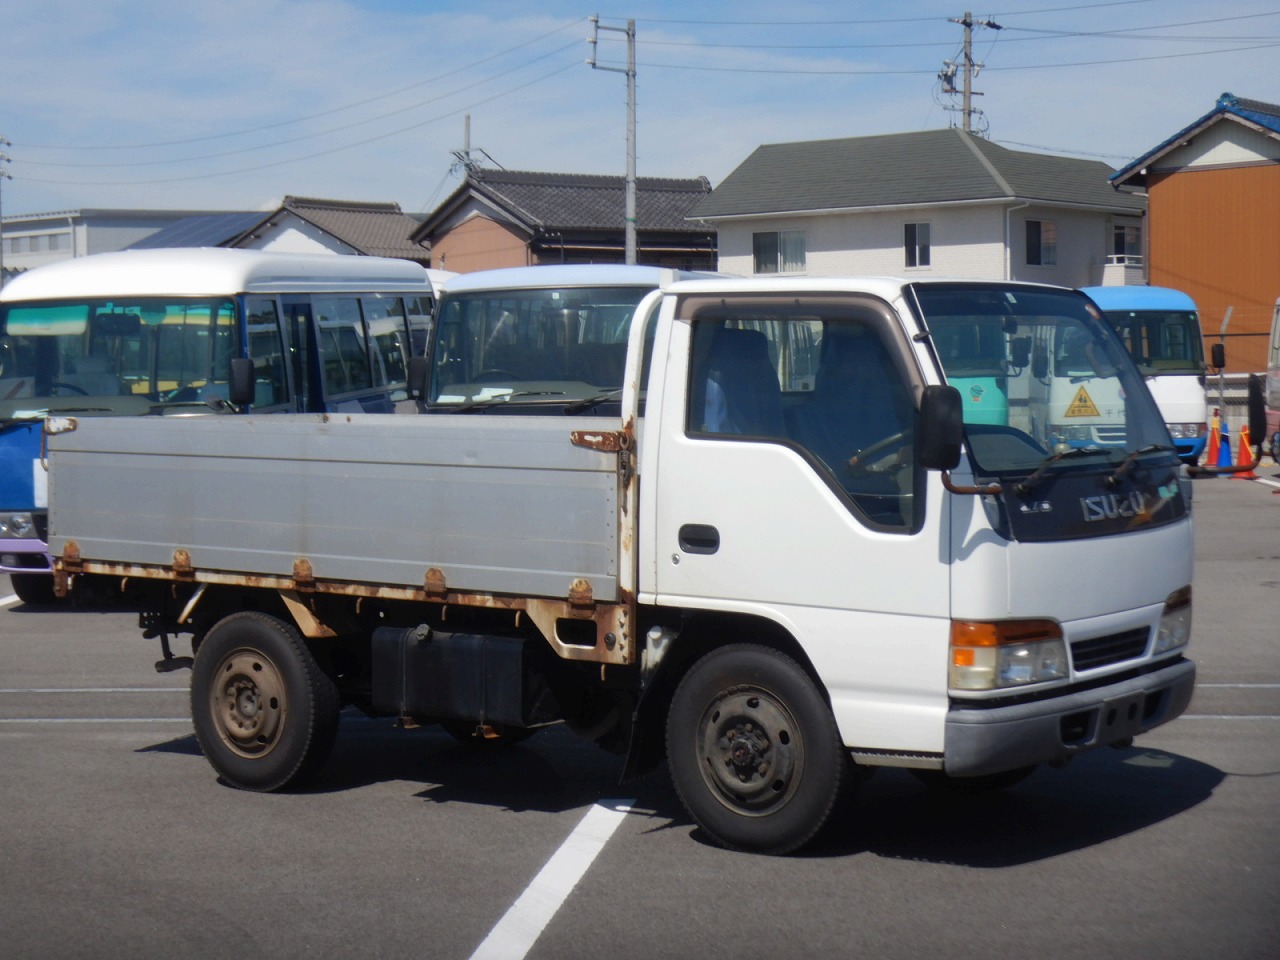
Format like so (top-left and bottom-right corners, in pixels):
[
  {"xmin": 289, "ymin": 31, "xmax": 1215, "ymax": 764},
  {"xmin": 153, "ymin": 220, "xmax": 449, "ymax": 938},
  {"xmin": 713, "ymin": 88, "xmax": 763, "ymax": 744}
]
[
  {"xmin": 211, "ymin": 650, "xmax": 286, "ymax": 758},
  {"xmin": 698, "ymin": 689, "xmax": 801, "ymax": 814}
]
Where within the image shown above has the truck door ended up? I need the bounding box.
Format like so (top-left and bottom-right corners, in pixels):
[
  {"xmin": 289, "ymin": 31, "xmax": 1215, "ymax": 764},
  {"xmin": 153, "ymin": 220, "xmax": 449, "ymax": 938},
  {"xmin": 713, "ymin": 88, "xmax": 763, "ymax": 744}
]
[{"xmin": 643, "ymin": 291, "xmax": 953, "ymax": 753}]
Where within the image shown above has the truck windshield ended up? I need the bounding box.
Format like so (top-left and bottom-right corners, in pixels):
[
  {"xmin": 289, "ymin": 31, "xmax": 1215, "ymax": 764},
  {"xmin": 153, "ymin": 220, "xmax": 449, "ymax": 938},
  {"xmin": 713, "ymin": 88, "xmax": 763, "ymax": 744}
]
[
  {"xmin": 428, "ymin": 285, "xmax": 650, "ymax": 408},
  {"xmin": 911, "ymin": 283, "xmax": 1172, "ymax": 475},
  {"xmin": 0, "ymin": 297, "xmax": 249, "ymax": 418}
]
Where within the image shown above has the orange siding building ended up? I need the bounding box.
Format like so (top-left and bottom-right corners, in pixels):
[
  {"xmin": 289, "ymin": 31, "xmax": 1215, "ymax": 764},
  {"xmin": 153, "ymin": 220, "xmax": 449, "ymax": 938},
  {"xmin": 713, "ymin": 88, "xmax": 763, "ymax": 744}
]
[{"xmin": 1112, "ymin": 94, "xmax": 1280, "ymax": 373}]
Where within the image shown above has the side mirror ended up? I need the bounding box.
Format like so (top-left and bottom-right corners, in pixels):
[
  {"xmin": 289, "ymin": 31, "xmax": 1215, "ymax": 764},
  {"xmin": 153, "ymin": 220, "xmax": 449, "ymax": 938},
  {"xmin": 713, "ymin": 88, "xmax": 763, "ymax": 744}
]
[
  {"xmin": 228, "ymin": 357, "xmax": 255, "ymax": 408},
  {"xmin": 1211, "ymin": 342, "xmax": 1225, "ymax": 370},
  {"xmin": 1010, "ymin": 337, "xmax": 1031, "ymax": 368},
  {"xmin": 1032, "ymin": 348, "xmax": 1049, "ymax": 380},
  {"xmin": 918, "ymin": 385, "xmax": 963, "ymax": 471},
  {"xmin": 407, "ymin": 356, "xmax": 430, "ymax": 402}
]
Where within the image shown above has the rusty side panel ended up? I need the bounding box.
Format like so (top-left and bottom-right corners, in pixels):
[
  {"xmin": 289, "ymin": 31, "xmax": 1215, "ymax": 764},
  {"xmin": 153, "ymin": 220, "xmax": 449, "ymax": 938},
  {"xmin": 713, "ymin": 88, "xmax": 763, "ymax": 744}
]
[{"xmin": 55, "ymin": 555, "xmax": 637, "ymax": 665}]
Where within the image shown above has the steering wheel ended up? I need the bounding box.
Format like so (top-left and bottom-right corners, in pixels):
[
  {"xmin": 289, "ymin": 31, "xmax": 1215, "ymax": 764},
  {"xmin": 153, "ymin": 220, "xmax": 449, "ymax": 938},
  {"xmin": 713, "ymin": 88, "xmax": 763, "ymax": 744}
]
[
  {"xmin": 845, "ymin": 431, "xmax": 911, "ymax": 475},
  {"xmin": 51, "ymin": 381, "xmax": 90, "ymax": 397},
  {"xmin": 473, "ymin": 369, "xmax": 517, "ymax": 383}
]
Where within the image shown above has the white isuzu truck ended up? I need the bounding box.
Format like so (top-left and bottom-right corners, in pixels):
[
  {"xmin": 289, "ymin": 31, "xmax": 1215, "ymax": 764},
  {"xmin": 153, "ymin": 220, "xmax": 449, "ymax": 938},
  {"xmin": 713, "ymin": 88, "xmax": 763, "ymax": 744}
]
[{"xmin": 46, "ymin": 272, "xmax": 1198, "ymax": 854}]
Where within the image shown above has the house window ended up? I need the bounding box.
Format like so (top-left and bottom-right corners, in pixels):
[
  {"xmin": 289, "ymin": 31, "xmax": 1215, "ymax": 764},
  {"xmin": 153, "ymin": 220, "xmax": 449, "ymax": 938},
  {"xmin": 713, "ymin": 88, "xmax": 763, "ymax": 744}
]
[
  {"xmin": 1112, "ymin": 224, "xmax": 1142, "ymax": 263},
  {"xmin": 1026, "ymin": 220, "xmax": 1057, "ymax": 266},
  {"xmin": 753, "ymin": 230, "xmax": 806, "ymax": 274},
  {"xmin": 904, "ymin": 222, "xmax": 931, "ymax": 268}
]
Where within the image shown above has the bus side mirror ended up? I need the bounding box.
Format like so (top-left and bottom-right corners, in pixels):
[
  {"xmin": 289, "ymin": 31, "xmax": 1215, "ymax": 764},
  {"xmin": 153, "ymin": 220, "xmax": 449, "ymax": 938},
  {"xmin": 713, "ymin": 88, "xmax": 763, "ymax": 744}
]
[
  {"xmin": 1248, "ymin": 374, "xmax": 1266, "ymax": 448},
  {"xmin": 1010, "ymin": 337, "xmax": 1031, "ymax": 368},
  {"xmin": 407, "ymin": 356, "xmax": 429, "ymax": 401},
  {"xmin": 918, "ymin": 385, "xmax": 963, "ymax": 471},
  {"xmin": 229, "ymin": 358, "xmax": 255, "ymax": 408},
  {"xmin": 1032, "ymin": 348, "xmax": 1049, "ymax": 380},
  {"xmin": 1211, "ymin": 342, "xmax": 1225, "ymax": 369}
]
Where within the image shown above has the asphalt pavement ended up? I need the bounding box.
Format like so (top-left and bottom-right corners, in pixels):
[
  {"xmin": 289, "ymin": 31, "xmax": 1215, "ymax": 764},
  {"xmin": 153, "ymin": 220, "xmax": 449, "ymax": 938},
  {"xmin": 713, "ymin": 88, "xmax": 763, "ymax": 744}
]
[{"xmin": 1, "ymin": 471, "xmax": 1277, "ymax": 960}]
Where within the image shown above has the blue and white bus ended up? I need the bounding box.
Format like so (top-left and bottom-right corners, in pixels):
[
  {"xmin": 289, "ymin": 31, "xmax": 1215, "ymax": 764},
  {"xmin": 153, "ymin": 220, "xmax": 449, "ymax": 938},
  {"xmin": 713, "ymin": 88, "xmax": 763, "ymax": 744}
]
[
  {"xmin": 1079, "ymin": 286, "xmax": 1208, "ymax": 464},
  {"xmin": 1, "ymin": 248, "xmax": 447, "ymax": 602}
]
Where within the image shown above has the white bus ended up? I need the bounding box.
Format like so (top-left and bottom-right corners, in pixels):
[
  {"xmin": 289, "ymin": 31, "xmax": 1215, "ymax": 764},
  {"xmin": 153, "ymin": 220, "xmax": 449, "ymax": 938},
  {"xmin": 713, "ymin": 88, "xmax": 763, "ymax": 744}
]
[
  {"xmin": 1, "ymin": 248, "xmax": 448, "ymax": 602},
  {"xmin": 1267, "ymin": 297, "xmax": 1280, "ymax": 462},
  {"xmin": 1080, "ymin": 286, "xmax": 1208, "ymax": 464}
]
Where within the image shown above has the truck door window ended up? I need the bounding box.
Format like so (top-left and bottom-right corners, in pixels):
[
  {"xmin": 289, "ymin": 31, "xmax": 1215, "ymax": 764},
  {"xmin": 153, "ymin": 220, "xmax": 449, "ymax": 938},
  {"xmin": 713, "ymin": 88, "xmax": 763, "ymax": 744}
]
[{"xmin": 683, "ymin": 296, "xmax": 921, "ymax": 530}]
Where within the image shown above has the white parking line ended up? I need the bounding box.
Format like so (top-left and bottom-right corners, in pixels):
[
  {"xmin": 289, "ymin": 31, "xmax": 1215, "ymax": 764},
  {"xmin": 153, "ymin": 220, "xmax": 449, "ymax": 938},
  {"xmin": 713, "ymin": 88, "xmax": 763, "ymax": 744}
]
[
  {"xmin": 0, "ymin": 687, "xmax": 188, "ymax": 693},
  {"xmin": 0, "ymin": 593, "xmax": 20, "ymax": 608},
  {"xmin": 468, "ymin": 799, "xmax": 635, "ymax": 960},
  {"xmin": 0, "ymin": 717, "xmax": 190, "ymax": 724}
]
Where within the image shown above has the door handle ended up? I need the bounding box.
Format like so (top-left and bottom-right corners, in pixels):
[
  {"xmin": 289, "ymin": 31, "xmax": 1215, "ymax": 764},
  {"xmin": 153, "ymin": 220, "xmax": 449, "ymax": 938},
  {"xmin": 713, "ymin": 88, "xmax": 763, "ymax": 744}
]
[{"xmin": 678, "ymin": 523, "xmax": 720, "ymax": 555}]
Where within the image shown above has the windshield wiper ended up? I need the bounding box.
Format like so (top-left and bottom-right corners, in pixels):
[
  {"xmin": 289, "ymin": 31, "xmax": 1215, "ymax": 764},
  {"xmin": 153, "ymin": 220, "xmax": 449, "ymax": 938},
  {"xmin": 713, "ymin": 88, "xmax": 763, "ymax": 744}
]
[
  {"xmin": 564, "ymin": 389, "xmax": 623, "ymax": 414},
  {"xmin": 449, "ymin": 390, "xmax": 565, "ymax": 413},
  {"xmin": 1014, "ymin": 446, "xmax": 1112, "ymax": 495},
  {"xmin": 1105, "ymin": 444, "xmax": 1177, "ymax": 488}
]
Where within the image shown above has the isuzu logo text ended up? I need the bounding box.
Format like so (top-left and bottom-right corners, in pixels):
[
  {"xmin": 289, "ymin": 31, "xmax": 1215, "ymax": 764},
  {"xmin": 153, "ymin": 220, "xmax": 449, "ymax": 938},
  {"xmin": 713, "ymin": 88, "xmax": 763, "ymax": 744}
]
[{"xmin": 1081, "ymin": 491, "xmax": 1146, "ymax": 522}]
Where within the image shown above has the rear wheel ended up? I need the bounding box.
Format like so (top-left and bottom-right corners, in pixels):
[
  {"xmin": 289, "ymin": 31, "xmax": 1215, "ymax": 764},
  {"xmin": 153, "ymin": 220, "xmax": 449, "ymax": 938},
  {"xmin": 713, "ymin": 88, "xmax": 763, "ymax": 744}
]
[
  {"xmin": 191, "ymin": 612, "xmax": 339, "ymax": 792},
  {"xmin": 666, "ymin": 644, "xmax": 851, "ymax": 855},
  {"xmin": 10, "ymin": 573, "xmax": 56, "ymax": 605}
]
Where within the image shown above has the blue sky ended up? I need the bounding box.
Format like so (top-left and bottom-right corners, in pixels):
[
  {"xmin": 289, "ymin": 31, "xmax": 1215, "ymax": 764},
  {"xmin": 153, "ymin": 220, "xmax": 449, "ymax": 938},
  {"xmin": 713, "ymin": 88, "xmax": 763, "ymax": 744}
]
[{"xmin": 2, "ymin": 0, "xmax": 1278, "ymax": 216}]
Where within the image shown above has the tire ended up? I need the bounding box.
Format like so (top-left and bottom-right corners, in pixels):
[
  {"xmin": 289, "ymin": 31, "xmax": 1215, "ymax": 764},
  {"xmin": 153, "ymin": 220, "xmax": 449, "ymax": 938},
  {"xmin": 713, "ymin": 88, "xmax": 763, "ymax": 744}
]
[
  {"xmin": 191, "ymin": 611, "xmax": 340, "ymax": 792},
  {"xmin": 665, "ymin": 644, "xmax": 851, "ymax": 855},
  {"xmin": 909, "ymin": 765, "xmax": 1037, "ymax": 793},
  {"xmin": 10, "ymin": 573, "xmax": 57, "ymax": 605}
]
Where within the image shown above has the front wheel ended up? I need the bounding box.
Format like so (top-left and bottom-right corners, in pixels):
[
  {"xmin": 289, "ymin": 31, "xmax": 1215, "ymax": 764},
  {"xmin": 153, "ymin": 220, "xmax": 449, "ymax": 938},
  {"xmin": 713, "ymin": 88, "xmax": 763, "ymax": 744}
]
[
  {"xmin": 191, "ymin": 611, "xmax": 340, "ymax": 792},
  {"xmin": 666, "ymin": 644, "xmax": 851, "ymax": 855},
  {"xmin": 10, "ymin": 573, "xmax": 56, "ymax": 605}
]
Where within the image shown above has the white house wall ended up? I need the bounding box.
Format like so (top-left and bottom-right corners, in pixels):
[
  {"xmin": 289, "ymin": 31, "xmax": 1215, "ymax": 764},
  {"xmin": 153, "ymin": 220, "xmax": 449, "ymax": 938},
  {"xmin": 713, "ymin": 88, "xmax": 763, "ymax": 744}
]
[
  {"xmin": 1157, "ymin": 119, "xmax": 1280, "ymax": 170},
  {"xmin": 715, "ymin": 202, "xmax": 1111, "ymax": 286},
  {"xmin": 238, "ymin": 216, "xmax": 356, "ymax": 255}
]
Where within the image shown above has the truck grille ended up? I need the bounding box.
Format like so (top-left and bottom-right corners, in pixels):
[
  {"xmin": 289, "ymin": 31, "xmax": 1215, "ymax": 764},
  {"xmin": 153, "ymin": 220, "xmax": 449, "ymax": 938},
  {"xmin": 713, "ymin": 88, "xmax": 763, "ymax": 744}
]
[{"xmin": 1071, "ymin": 627, "xmax": 1149, "ymax": 671}]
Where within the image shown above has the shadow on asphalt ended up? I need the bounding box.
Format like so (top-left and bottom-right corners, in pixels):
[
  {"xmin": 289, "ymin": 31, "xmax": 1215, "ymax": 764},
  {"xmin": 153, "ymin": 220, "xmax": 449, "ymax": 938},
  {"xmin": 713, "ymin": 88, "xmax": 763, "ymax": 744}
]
[{"xmin": 136, "ymin": 714, "xmax": 1223, "ymax": 863}]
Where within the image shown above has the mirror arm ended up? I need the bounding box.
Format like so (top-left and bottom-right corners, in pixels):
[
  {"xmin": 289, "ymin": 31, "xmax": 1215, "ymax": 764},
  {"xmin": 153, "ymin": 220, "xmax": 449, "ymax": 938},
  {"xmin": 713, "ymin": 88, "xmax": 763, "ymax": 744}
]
[{"xmin": 941, "ymin": 471, "xmax": 1003, "ymax": 496}]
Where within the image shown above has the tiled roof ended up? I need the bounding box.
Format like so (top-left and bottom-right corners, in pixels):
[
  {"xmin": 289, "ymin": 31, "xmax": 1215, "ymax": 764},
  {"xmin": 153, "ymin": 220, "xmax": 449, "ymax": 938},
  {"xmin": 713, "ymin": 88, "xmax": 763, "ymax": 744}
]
[
  {"xmin": 1110, "ymin": 92, "xmax": 1280, "ymax": 188},
  {"xmin": 692, "ymin": 128, "xmax": 1143, "ymax": 219},
  {"xmin": 419, "ymin": 170, "xmax": 714, "ymax": 236},
  {"xmin": 264, "ymin": 197, "xmax": 428, "ymax": 260}
]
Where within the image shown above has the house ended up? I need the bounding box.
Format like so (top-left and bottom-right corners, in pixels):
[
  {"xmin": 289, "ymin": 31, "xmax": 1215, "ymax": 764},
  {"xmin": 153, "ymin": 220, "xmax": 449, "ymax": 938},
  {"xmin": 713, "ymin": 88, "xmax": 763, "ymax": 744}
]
[
  {"xmin": 691, "ymin": 128, "xmax": 1146, "ymax": 288},
  {"xmin": 1110, "ymin": 93, "xmax": 1280, "ymax": 373},
  {"xmin": 414, "ymin": 169, "xmax": 717, "ymax": 273},
  {"xmin": 218, "ymin": 196, "xmax": 431, "ymax": 264}
]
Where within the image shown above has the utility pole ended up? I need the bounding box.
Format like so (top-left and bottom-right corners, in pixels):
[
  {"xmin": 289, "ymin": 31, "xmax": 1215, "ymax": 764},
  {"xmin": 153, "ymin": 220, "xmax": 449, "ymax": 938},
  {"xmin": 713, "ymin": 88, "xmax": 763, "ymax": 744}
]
[
  {"xmin": 0, "ymin": 138, "xmax": 11, "ymax": 289},
  {"xmin": 588, "ymin": 16, "xmax": 637, "ymax": 264},
  {"xmin": 939, "ymin": 12, "xmax": 1001, "ymax": 134}
]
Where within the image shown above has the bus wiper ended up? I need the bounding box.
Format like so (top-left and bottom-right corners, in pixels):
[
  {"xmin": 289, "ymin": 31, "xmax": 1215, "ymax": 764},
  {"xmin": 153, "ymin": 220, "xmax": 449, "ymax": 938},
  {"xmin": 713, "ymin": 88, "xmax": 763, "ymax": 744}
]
[
  {"xmin": 1015, "ymin": 446, "xmax": 1110, "ymax": 495},
  {"xmin": 564, "ymin": 389, "xmax": 623, "ymax": 414},
  {"xmin": 451, "ymin": 391, "xmax": 565, "ymax": 412},
  {"xmin": 1105, "ymin": 444, "xmax": 1177, "ymax": 488}
]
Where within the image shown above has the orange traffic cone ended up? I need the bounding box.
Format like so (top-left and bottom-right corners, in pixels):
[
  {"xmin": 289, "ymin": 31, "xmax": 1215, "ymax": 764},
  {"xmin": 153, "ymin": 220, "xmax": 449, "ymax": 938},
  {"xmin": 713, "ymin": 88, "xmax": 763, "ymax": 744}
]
[
  {"xmin": 1231, "ymin": 422, "xmax": 1257, "ymax": 479},
  {"xmin": 1204, "ymin": 409, "xmax": 1221, "ymax": 471}
]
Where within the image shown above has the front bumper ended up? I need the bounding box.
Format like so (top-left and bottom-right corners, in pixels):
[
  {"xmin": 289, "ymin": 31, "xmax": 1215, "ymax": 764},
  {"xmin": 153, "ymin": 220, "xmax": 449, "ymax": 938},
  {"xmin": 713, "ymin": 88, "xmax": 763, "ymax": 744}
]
[
  {"xmin": 0, "ymin": 539, "xmax": 53, "ymax": 576},
  {"xmin": 943, "ymin": 657, "xmax": 1196, "ymax": 776}
]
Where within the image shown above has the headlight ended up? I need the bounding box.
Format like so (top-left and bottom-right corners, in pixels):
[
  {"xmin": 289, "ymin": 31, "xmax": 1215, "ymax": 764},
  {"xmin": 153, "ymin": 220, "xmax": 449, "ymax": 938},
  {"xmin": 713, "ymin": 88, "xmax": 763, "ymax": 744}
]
[
  {"xmin": 1057, "ymin": 425, "xmax": 1093, "ymax": 442},
  {"xmin": 1153, "ymin": 585, "xmax": 1192, "ymax": 654},
  {"xmin": 0, "ymin": 513, "xmax": 38, "ymax": 539},
  {"xmin": 950, "ymin": 619, "xmax": 1067, "ymax": 691},
  {"xmin": 1167, "ymin": 422, "xmax": 1207, "ymax": 440}
]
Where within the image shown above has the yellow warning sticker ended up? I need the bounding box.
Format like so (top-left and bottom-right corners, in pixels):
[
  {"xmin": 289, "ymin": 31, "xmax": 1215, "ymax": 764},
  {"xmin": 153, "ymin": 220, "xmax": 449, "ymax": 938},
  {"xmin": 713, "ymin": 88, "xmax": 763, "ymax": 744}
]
[{"xmin": 1064, "ymin": 385, "xmax": 1100, "ymax": 418}]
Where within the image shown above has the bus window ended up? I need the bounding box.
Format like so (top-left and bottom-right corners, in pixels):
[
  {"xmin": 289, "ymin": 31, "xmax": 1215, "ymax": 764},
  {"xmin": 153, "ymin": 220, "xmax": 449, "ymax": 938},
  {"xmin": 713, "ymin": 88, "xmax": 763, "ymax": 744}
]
[
  {"xmin": 315, "ymin": 297, "xmax": 373, "ymax": 396},
  {"xmin": 362, "ymin": 295, "xmax": 410, "ymax": 390},
  {"xmin": 245, "ymin": 297, "xmax": 289, "ymax": 408}
]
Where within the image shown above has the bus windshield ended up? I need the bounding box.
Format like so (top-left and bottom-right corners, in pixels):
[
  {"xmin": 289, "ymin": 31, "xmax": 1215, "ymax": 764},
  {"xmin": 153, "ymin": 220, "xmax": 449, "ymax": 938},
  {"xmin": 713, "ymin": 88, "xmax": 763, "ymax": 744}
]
[
  {"xmin": 1102, "ymin": 309, "xmax": 1204, "ymax": 376},
  {"xmin": 0, "ymin": 297, "xmax": 266, "ymax": 418},
  {"xmin": 428, "ymin": 284, "xmax": 652, "ymax": 407},
  {"xmin": 912, "ymin": 283, "xmax": 1172, "ymax": 475}
]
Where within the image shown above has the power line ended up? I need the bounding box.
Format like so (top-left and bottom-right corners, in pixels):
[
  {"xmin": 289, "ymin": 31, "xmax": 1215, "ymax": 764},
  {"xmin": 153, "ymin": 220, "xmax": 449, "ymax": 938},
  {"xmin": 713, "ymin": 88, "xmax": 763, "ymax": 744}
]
[{"xmin": 18, "ymin": 18, "xmax": 586, "ymax": 153}]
